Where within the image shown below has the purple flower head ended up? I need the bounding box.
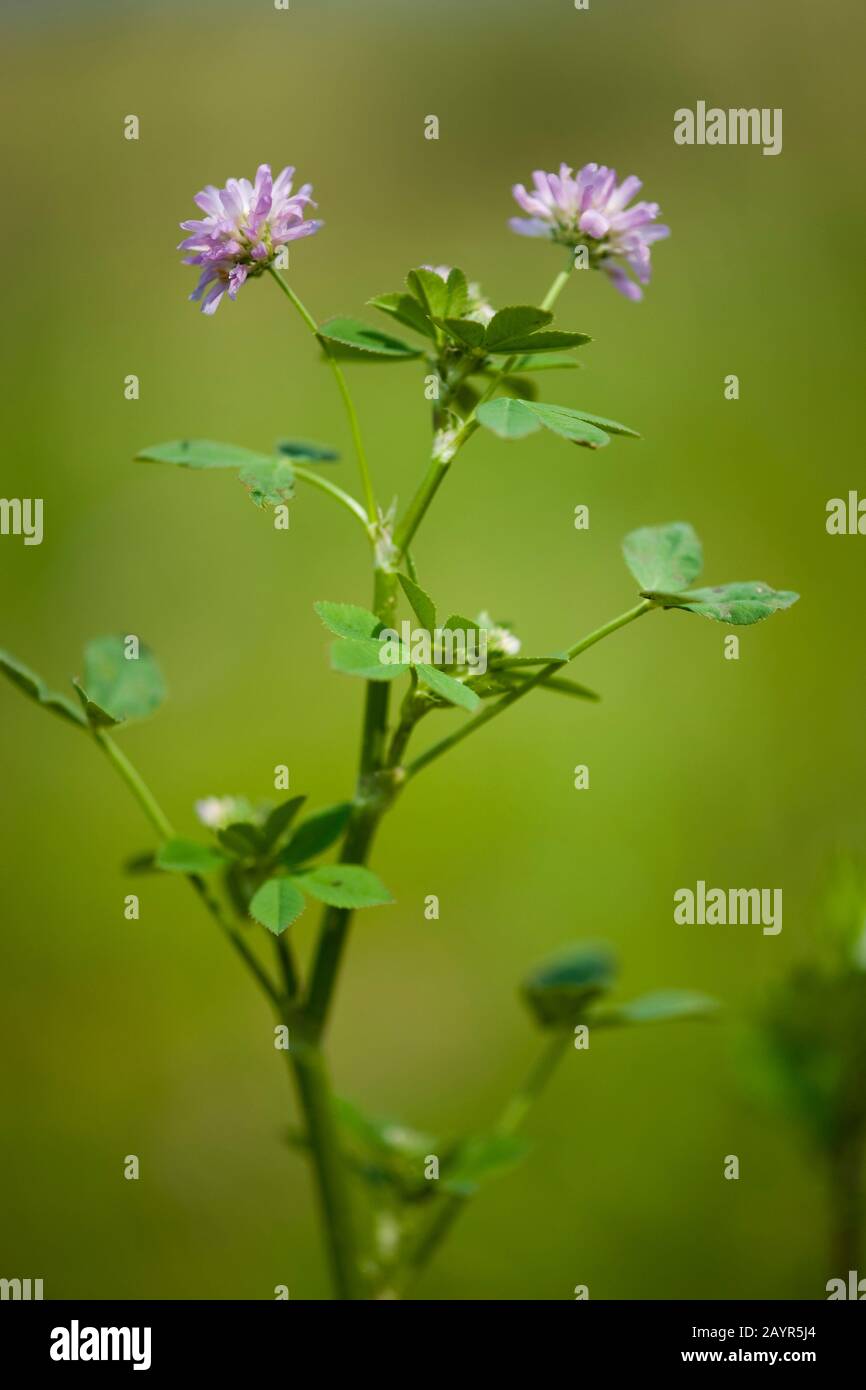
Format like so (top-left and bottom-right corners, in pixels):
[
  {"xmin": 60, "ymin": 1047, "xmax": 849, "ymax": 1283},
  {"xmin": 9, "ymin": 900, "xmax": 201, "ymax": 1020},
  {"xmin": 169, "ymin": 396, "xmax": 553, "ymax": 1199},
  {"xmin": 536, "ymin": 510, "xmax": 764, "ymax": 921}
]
[
  {"xmin": 510, "ymin": 163, "xmax": 670, "ymax": 301},
  {"xmin": 179, "ymin": 165, "xmax": 322, "ymax": 314}
]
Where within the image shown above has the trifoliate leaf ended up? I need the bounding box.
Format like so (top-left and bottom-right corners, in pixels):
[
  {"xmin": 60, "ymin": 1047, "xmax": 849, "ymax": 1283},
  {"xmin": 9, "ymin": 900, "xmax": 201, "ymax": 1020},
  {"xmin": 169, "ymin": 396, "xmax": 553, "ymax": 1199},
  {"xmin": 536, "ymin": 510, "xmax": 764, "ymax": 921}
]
[
  {"xmin": 477, "ymin": 398, "xmax": 622, "ymax": 449},
  {"xmin": 297, "ymin": 864, "xmax": 392, "ymax": 909},
  {"xmin": 319, "ymin": 317, "xmax": 422, "ymax": 360},
  {"xmin": 484, "ymin": 305, "xmax": 552, "ymax": 350},
  {"xmin": 622, "ymin": 522, "xmax": 703, "ymax": 592},
  {"xmin": 77, "ymin": 636, "xmax": 166, "ymax": 725},
  {"xmin": 590, "ymin": 990, "xmax": 719, "ymax": 1028},
  {"xmin": 367, "ymin": 291, "xmax": 435, "ymax": 339},
  {"xmin": 315, "ymin": 600, "xmax": 382, "ymax": 641},
  {"xmin": 282, "ymin": 802, "xmax": 353, "ymax": 865},
  {"xmin": 441, "ymin": 1134, "xmax": 531, "ymax": 1196},
  {"xmin": 249, "ymin": 877, "xmax": 306, "ymax": 935},
  {"xmin": 0, "ymin": 650, "xmax": 87, "ymax": 727},
  {"xmin": 644, "ymin": 581, "xmax": 800, "ymax": 626},
  {"xmin": 523, "ymin": 945, "xmax": 617, "ymax": 1028},
  {"xmin": 156, "ymin": 838, "xmax": 227, "ymax": 874},
  {"xmin": 331, "ymin": 638, "xmax": 408, "ymax": 681},
  {"xmin": 135, "ymin": 439, "xmax": 276, "ymax": 470},
  {"xmin": 416, "ymin": 663, "xmax": 480, "ymax": 712},
  {"xmin": 397, "ymin": 573, "xmax": 437, "ymax": 631},
  {"xmin": 238, "ymin": 457, "xmax": 295, "ymax": 508}
]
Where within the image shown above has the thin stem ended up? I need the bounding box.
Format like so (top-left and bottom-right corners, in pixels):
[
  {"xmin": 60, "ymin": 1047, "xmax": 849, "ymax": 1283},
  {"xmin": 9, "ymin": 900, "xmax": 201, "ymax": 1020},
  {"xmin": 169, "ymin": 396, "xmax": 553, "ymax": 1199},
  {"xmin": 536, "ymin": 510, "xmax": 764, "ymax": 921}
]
[
  {"xmin": 405, "ymin": 599, "xmax": 655, "ymax": 780},
  {"xmin": 304, "ymin": 567, "xmax": 398, "ymax": 1037},
  {"xmin": 394, "ymin": 261, "xmax": 574, "ymax": 558},
  {"xmin": 284, "ymin": 1040, "xmax": 362, "ymax": 1299},
  {"xmin": 398, "ymin": 1032, "xmax": 570, "ymax": 1294},
  {"xmin": 496, "ymin": 1033, "xmax": 571, "ymax": 1137},
  {"xmin": 268, "ymin": 267, "xmax": 377, "ymax": 522},
  {"xmin": 94, "ymin": 731, "xmax": 174, "ymax": 840},
  {"xmin": 540, "ymin": 262, "xmax": 575, "ymax": 312},
  {"xmin": 293, "ymin": 465, "xmax": 371, "ymax": 534}
]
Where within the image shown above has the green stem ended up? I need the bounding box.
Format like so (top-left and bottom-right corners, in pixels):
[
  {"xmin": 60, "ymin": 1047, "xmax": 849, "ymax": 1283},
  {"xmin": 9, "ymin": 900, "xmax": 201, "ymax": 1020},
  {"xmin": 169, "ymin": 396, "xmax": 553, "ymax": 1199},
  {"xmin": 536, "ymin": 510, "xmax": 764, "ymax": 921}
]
[
  {"xmin": 285, "ymin": 1039, "xmax": 362, "ymax": 1299},
  {"xmin": 268, "ymin": 267, "xmax": 377, "ymax": 522},
  {"xmin": 293, "ymin": 465, "xmax": 371, "ymax": 535},
  {"xmin": 406, "ymin": 599, "xmax": 655, "ymax": 780},
  {"xmin": 496, "ymin": 1033, "xmax": 571, "ymax": 1137},
  {"xmin": 94, "ymin": 730, "xmax": 174, "ymax": 839},
  {"xmin": 394, "ymin": 261, "xmax": 574, "ymax": 559}
]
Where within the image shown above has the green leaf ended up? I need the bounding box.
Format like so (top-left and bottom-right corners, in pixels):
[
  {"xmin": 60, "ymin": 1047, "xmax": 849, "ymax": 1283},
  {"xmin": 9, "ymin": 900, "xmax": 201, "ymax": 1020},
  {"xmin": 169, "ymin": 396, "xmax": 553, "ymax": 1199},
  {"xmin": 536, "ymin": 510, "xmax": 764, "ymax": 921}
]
[
  {"xmin": 315, "ymin": 600, "xmax": 382, "ymax": 641},
  {"xmin": 476, "ymin": 397, "xmax": 542, "ymax": 440},
  {"xmin": 331, "ymin": 638, "xmax": 408, "ymax": 681},
  {"xmin": 442, "ymin": 1134, "xmax": 531, "ymax": 1196},
  {"xmin": 0, "ymin": 649, "xmax": 87, "ymax": 727},
  {"xmin": 277, "ymin": 439, "xmax": 339, "ymax": 463},
  {"xmin": 440, "ymin": 317, "xmax": 486, "ymax": 350},
  {"xmin": 406, "ymin": 267, "xmax": 450, "ymax": 321},
  {"xmin": 532, "ymin": 674, "xmax": 600, "ymax": 702},
  {"xmin": 645, "ymin": 581, "xmax": 800, "ymax": 626},
  {"xmin": 156, "ymin": 838, "xmax": 226, "ymax": 874},
  {"xmin": 239, "ymin": 457, "xmax": 295, "ymax": 508},
  {"xmin": 591, "ymin": 990, "xmax": 719, "ymax": 1028},
  {"xmin": 523, "ymin": 945, "xmax": 617, "ymax": 1028},
  {"xmin": 135, "ymin": 439, "xmax": 277, "ymax": 470},
  {"xmin": 622, "ymin": 522, "xmax": 703, "ymax": 592},
  {"xmin": 556, "ymin": 409, "xmax": 638, "ymax": 438},
  {"xmin": 367, "ymin": 292, "xmax": 435, "ymax": 339},
  {"xmin": 261, "ymin": 795, "xmax": 307, "ymax": 853},
  {"xmin": 282, "ymin": 802, "xmax": 353, "ymax": 865},
  {"xmin": 485, "ymin": 330, "xmax": 591, "ymax": 354},
  {"xmin": 318, "ymin": 317, "xmax": 421, "ymax": 360},
  {"xmin": 72, "ymin": 680, "xmax": 120, "ymax": 728},
  {"xmin": 509, "ymin": 353, "xmax": 581, "ymax": 372},
  {"xmin": 477, "ymin": 398, "xmax": 618, "ymax": 449},
  {"xmin": 297, "ymin": 863, "xmax": 392, "ymax": 909},
  {"xmin": 217, "ymin": 822, "xmax": 265, "ymax": 858},
  {"xmin": 416, "ymin": 664, "xmax": 480, "ymax": 712},
  {"xmin": 522, "ymin": 402, "xmax": 612, "ymax": 449},
  {"xmin": 78, "ymin": 636, "xmax": 165, "ymax": 725},
  {"xmin": 249, "ymin": 877, "xmax": 306, "ymax": 935},
  {"xmin": 397, "ymin": 573, "xmax": 437, "ymax": 631},
  {"xmin": 484, "ymin": 305, "xmax": 552, "ymax": 350},
  {"xmin": 444, "ymin": 267, "xmax": 469, "ymax": 318}
]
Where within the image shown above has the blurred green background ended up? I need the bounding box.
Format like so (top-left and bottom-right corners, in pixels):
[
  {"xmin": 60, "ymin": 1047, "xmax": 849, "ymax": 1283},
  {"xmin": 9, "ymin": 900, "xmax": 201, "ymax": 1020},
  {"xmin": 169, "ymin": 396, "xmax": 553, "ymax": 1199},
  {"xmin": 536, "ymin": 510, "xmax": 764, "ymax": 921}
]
[{"xmin": 2, "ymin": 0, "xmax": 865, "ymax": 1300}]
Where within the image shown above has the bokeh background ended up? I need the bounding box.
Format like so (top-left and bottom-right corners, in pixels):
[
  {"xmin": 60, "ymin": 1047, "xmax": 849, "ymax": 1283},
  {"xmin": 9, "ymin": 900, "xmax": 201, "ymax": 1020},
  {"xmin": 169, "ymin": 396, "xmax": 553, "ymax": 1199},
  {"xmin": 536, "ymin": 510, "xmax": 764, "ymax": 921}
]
[{"xmin": 1, "ymin": 0, "xmax": 865, "ymax": 1300}]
